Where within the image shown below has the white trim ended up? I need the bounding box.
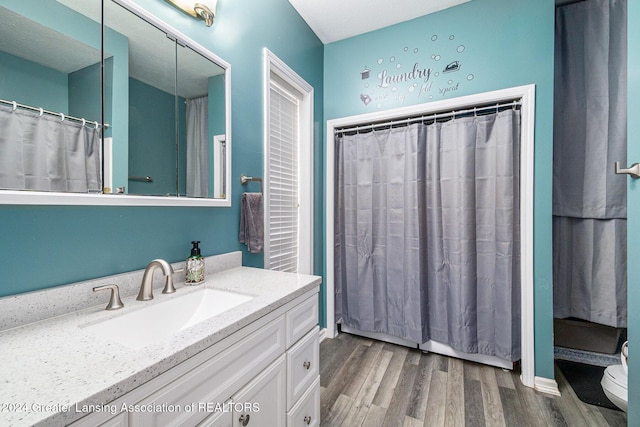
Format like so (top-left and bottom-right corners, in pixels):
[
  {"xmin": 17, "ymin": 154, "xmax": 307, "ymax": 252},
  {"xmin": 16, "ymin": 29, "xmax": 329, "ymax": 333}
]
[
  {"xmin": 212, "ymin": 134, "xmax": 227, "ymax": 199},
  {"xmin": 0, "ymin": 191, "xmax": 233, "ymax": 206},
  {"xmin": 263, "ymin": 48, "xmax": 314, "ymax": 274},
  {"xmin": 534, "ymin": 376, "xmax": 561, "ymax": 396},
  {"xmin": 325, "ymin": 84, "xmax": 537, "ymax": 387},
  {"xmin": 103, "ymin": 137, "xmax": 113, "ymax": 192},
  {"xmin": 319, "ymin": 328, "xmax": 328, "ymax": 343}
]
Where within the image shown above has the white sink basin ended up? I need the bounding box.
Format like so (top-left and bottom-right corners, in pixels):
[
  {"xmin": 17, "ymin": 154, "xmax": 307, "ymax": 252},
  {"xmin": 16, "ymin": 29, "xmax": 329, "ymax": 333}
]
[{"xmin": 81, "ymin": 288, "xmax": 253, "ymax": 349}]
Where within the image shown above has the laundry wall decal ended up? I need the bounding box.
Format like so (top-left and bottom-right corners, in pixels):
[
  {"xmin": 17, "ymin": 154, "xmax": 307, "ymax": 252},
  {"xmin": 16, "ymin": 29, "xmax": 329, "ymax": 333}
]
[{"xmin": 358, "ymin": 33, "xmax": 475, "ymax": 109}]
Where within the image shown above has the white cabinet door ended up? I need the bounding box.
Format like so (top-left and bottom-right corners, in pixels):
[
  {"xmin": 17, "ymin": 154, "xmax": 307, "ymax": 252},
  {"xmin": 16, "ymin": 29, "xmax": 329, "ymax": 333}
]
[{"xmin": 232, "ymin": 355, "xmax": 286, "ymax": 427}]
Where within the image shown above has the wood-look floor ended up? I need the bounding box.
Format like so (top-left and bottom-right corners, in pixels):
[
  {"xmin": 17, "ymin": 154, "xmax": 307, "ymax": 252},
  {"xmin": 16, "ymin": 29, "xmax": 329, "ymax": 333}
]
[{"xmin": 320, "ymin": 333, "xmax": 627, "ymax": 427}]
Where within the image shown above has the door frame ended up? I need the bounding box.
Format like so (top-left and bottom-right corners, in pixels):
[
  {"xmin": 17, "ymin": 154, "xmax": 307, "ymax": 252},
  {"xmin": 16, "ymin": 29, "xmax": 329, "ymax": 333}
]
[
  {"xmin": 324, "ymin": 84, "xmax": 544, "ymax": 390},
  {"xmin": 626, "ymin": 0, "xmax": 639, "ymax": 422},
  {"xmin": 262, "ymin": 48, "xmax": 314, "ymax": 274}
]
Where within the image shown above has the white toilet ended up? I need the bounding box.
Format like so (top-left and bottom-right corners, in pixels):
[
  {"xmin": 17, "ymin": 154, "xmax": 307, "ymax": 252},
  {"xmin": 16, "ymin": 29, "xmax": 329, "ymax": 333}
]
[{"xmin": 601, "ymin": 341, "xmax": 628, "ymax": 412}]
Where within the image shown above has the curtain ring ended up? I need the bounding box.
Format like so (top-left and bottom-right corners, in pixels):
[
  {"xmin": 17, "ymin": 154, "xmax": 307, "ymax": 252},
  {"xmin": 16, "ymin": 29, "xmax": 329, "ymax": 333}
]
[
  {"xmin": 11, "ymin": 101, "xmax": 17, "ymax": 111},
  {"xmin": 39, "ymin": 107, "xmax": 44, "ymax": 117},
  {"xmin": 94, "ymin": 121, "xmax": 99, "ymax": 130},
  {"xmin": 81, "ymin": 118, "xmax": 86, "ymax": 127},
  {"xmin": 474, "ymin": 107, "xmax": 477, "ymax": 117},
  {"xmin": 433, "ymin": 112, "xmax": 437, "ymax": 124},
  {"xmin": 59, "ymin": 112, "xmax": 65, "ymax": 121}
]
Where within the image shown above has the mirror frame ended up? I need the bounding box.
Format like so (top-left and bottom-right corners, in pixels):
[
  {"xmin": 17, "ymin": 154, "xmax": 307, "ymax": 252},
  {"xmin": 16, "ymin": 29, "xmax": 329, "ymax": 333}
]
[{"xmin": 0, "ymin": 0, "xmax": 232, "ymax": 207}]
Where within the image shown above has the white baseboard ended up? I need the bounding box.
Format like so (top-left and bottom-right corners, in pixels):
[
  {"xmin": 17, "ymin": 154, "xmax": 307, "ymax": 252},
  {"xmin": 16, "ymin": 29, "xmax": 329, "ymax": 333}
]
[
  {"xmin": 319, "ymin": 327, "xmax": 328, "ymax": 342},
  {"xmin": 534, "ymin": 376, "xmax": 561, "ymax": 396}
]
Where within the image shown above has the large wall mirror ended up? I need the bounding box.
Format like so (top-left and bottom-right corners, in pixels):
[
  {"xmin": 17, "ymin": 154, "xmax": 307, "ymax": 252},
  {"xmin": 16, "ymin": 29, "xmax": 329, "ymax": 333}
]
[{"xmin": 0, "ymin": 0, "xmax": 231, "ymax": 206}]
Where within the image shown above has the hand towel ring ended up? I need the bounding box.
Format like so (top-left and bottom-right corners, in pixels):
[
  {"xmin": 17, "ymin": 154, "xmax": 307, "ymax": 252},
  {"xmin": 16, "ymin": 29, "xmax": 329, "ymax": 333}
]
[{"xmin": 240, "ymin": 175, "xmax": 263, "ymax": 194}]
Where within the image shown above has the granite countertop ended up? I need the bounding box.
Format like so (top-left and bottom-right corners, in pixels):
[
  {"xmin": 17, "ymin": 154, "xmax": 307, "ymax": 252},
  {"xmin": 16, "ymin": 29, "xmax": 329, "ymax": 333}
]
[{"xmin": 0, "ymin": 267, "xmax": 321, "ymax": 427}]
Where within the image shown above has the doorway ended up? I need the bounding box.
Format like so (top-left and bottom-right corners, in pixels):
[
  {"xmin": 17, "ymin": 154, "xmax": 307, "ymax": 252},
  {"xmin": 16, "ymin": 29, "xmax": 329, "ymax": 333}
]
[
  {"xmin": 552, "ymin": 0, "xmax": 628, "ymax": 367},
  {"xmin": 326, "ymin": 85, "xmax": 538, "ymax": 388},
  {"xmin": 263, "ymin": 49, "xmax": 314, "ymax": 275}
]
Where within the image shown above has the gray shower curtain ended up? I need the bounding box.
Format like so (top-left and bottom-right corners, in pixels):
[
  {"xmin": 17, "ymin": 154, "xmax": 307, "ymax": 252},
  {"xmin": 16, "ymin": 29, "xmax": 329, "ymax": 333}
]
[
  {"xmin": 425, "ymin": 112, "xmax": 521, "ymax": 361},
  {"xmin": 0, "ymin": 105, "xmax": 102, "ymax": 193},
  {"xmin": 185, "ymin": 96, "xmax": 209, "ymax": 198},
  {"xmin": 335, "ymin": 109, "xmax": 521, "ymax": 361},
  {"xmin": 335, "ymin": 125, "xmax": 428, "ymax": 343},
  {"xmin": 553, "ymin": 0, "xmax": 627, "ymax": 327}
]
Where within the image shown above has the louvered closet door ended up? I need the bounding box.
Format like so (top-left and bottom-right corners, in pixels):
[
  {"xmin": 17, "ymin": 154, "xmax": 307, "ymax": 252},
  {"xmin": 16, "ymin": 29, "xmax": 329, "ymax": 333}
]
[{"xmin": 266, "ymin": 78, "xmax": 301, "ymax": 273}]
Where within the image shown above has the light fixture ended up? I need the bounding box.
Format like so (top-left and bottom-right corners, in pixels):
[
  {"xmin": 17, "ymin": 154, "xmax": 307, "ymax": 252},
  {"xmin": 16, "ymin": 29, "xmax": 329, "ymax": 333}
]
[{"xmin": 164, "ymin": 0, "xmax": 218, "ymax": 27}]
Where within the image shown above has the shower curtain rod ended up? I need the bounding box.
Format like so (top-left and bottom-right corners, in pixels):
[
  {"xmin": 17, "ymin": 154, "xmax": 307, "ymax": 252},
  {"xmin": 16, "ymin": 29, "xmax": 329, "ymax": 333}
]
[
  {"xmin": 0, "ymin": 98, "xmax": 109, "ymax": 129},
  {"xmin": 335, "ymin": 99, "xmax": 521, "ymax": 135}
]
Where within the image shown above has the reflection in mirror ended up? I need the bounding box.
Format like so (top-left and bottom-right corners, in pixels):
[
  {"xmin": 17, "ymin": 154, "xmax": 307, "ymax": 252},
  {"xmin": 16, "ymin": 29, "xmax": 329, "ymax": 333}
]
[
  {"xmin": 124, "ymin": 21, "xmax": 178, "ymax": 196},
  {"xmin": 0, "ymin": 1, "xmax": 103, "ymax": 193},
  {"xmin": 104, "ymin": 0, "xmax": 227, "ymax": 198},
  {"xmin": 177, "ymin": 44, "xmax": 226, "ymax": 198},
  {"xmin": 0, "ymin": 0, "xmax": 231, "ymax": 206}
]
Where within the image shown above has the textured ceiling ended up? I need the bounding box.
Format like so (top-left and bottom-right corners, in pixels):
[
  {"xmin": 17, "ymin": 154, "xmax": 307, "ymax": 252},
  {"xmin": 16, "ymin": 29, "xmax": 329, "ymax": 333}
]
[
  {"xmin": 0, "ymin": 6, "xmax": 100, "ymax": 74},
  {"xmin": 287, "ymin": 0, "xmax": 472, "ymax": 44}
]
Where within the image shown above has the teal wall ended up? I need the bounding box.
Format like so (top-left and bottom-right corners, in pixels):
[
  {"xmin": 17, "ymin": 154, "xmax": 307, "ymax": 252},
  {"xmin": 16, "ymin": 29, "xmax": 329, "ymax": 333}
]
[
  {"xmin": 0, "ymin": 0, "xmax": 324, "ymax": 298},
  {"xmin": 626, "ymin": 0, "xmax": 639, "ymax": 423},
  {"xmin": 69, "ymin": 62, "xmax": 102, "ymax": 126},
  {"xmin": 0, "ymin": 51, "xmax": 68, "ymax": 112},
  {"xmin": 0, "ymin": 0, "xmax": 102, "ymax": 120},
  {"xmin": 0, "ymin": 49, "xmax": 102, "ymax": 130},
  {"xmin": 324, "ymin": 0, "xmax": 555, "ymax": 379},
  {"xmin": 128, "ymin": 77, "xmax": 183, "ymax": 196}
]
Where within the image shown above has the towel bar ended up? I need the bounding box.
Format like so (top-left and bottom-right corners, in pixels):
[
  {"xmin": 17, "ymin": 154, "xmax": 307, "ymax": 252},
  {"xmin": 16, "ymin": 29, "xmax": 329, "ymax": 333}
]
[
  {"xmin": 128, "ymin": 176, "xmax": 153, "ymax": 182},
  {"xmin": 240, "ymin": 175, "xmax": 263, "ymax": 193}
]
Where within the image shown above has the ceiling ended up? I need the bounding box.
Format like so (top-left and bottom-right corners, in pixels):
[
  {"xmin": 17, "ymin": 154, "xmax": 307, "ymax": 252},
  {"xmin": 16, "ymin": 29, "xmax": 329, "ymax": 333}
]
[
  {"xmin": 0, "ymin": 6, "xmax": 100, "ymax": 74},
  {"xmin": 287, "ymin": 0, "xmax": 472, "ymax": 44}
]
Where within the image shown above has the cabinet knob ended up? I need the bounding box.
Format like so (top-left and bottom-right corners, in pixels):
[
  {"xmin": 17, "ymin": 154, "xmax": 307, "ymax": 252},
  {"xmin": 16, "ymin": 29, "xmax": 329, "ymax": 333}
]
[
  {"xmin": 303, "ymin": 361, "xmax": 311, "ymax": 370},
  {"xmin": 304, "ymin": 415, "xmax": 312, "ymax": 425},
  {"xmin": 239, "ymin": 414, "xmax": 250, "ymax": 426}
]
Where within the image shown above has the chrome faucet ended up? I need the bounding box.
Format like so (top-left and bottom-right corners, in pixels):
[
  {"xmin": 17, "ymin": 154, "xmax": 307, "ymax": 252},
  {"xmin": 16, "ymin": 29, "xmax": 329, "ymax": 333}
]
[{"xmin": 137, "ymin": 259, "xmax": 176, "ymax": 301}]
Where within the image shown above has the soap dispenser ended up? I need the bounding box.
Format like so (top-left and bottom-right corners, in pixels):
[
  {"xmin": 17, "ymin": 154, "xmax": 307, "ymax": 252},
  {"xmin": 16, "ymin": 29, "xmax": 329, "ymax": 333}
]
[{"xmin": 186, "ymin": 241, "xmax": 205, "ymax": 285}]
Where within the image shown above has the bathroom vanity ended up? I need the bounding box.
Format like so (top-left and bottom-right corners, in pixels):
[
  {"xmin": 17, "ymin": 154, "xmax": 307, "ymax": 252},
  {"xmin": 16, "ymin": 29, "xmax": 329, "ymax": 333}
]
[{"xmin": 0, "ymin": 252, "xmax": 321, "ymax": 426}]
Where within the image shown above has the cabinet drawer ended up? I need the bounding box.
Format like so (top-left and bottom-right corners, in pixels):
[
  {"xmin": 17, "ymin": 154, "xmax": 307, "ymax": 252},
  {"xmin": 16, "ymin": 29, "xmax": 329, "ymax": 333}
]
[
  {"xmin": 130, "ymin": 316, "xmax": 286, "ymax": 427},
  {"xmin": 287, "ymin": 326, "xmax": 319, "ymax": 410},
  {"xmin": 286, "ymin": 295, "xmax": 318, "ymax": 348},
  {"xmin": 287, "ymin": 376, "xmax": 320, "ymax": 427}
]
